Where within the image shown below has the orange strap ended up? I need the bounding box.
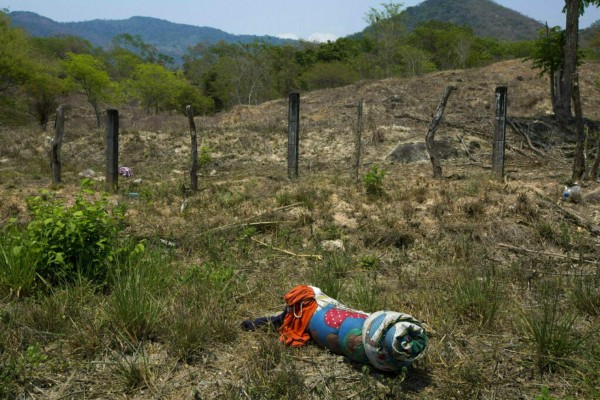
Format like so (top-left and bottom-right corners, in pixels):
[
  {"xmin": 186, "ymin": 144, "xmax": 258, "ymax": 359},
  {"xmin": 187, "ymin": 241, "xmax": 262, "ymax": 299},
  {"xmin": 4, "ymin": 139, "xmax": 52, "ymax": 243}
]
[{"xmin": 278, "ymin": 285, "xmax": 317, "ymax": 347}]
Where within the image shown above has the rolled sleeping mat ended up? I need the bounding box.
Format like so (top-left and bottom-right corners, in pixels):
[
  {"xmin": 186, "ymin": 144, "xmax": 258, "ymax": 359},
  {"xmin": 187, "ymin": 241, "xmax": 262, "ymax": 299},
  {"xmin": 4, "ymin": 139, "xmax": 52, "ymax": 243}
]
[
  {"xmin": 308, "ymin": 303, "xmax": 369, "ymax": 364},
  {"xmin": 362, "ymin": 310, "xmax": 428, "ymax": 372}
]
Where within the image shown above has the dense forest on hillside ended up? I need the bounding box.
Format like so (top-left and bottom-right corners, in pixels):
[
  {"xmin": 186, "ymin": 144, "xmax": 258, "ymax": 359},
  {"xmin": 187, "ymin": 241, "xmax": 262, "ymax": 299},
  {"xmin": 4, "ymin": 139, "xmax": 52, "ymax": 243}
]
[
  {"xmin": 402, "ymin": 0, "xmax": 543, "ymax": 41},
  {"xmin": 1, "ymin": 2, "xmax": 599, "ymax": 127}
]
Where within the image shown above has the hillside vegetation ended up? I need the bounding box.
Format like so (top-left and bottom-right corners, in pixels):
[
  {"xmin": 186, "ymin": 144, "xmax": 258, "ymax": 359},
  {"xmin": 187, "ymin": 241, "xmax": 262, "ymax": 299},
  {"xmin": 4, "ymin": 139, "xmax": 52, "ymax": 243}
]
[
  {"xmin": 402, "ymin": 0, "xmax": 543, "ymax": 41},
  {"xmin": 1, "ymin": 58, "xmax": 600, "ymax": 399},
  {"xmin": 7, "ymin": 11, "xmax": 290, "ymax": 61}
]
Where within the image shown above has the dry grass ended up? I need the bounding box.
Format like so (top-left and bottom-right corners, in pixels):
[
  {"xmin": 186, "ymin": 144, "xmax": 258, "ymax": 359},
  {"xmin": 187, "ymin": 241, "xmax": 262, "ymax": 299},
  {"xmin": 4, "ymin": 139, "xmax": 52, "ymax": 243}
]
[{"xmin": 1, "ymin": 59, "xmax": 600, "ymax": 399}]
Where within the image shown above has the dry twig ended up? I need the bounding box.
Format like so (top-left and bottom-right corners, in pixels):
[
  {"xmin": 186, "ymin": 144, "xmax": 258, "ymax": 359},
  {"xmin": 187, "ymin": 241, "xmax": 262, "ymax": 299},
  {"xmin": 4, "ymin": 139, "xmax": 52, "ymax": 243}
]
[{"xmin": 250, "ymin": 237, "xmax": 323, "ymax": 260}]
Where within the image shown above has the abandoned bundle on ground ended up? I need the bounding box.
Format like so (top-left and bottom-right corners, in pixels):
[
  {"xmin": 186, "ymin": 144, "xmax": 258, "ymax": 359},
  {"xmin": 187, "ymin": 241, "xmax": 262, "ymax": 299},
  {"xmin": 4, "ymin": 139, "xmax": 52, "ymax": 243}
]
[{"xmin": 242, "ymin": 285, "xmax": 427, "ymax": 372}]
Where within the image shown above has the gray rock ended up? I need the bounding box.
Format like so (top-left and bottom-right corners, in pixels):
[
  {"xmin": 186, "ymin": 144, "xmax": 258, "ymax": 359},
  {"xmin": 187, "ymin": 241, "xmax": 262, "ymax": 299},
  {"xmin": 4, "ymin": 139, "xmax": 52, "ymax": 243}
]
[
  {"xmin": 387, "ymin": 137, "xmax": 459, "ymax": 164},
  {"xmin": 321, "ymin": 239, "xmax": 345, "ymax": 252},
  {"xmin": 78, "ymin": 169, "xmax": 96, "ymax": 178}
]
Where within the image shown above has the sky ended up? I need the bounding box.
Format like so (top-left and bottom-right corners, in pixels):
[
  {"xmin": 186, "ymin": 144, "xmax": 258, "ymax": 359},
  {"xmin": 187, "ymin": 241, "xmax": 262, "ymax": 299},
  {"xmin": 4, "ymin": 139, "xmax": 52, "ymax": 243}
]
[{"xmin": 2, "ymin": 0, "xmax": 600, "ymax": 42}]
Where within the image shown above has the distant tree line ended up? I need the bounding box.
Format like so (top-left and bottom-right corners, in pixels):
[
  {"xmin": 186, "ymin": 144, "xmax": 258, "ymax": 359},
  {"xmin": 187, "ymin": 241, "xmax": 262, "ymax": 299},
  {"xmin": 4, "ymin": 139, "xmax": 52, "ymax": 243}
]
[{"xmin": 1, "ymin": 2, "xmax": 599, "ymax": 128}]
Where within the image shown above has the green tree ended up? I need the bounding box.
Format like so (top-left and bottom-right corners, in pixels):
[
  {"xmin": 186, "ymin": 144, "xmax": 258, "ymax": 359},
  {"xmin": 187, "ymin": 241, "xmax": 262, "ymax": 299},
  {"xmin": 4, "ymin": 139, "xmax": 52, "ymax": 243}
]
[
  {"xmin": 104, "ymin": 47, "xmax": 144, "ymax": 81},
  {"xmin": 24, "ymin": 61, "xmax": 69, "ymax": 130},
  {"xmin": 105, "ymin": 34, "xmax": 173, "ymax": 80},
  {"xmin": 126, "ymin": 63, "xmax": 188, "ymax": 113},
  {"xmin": 63, "ymin": 52, "xmax": 117, "ymax": 127},
  {"xmin": 529, "ymin": 26, "xmax": 567, "ymax": 115},
  {"xmin": 173, "ymin": 84, "xmax": 215, "ymax": 116},
  {"xmin": 264, "ymin": 44, "xmax": 302, "ymax": 95},
  {"xmin": 364, "ymin": 1, "xmax": 406, "ymax": 78},
  {"xmin": 399, "ymin": 45, "xmax": 436, "ymax": 77},
  {"xmin": 0, "ymin": 12, "xmax": 35, "ymax": 122},
  {"xmin": 557, "ymin": 0, "xmax": 600, "ymax": 124},
  {"xmin": 31, "ymin": 35, "xmax": 94, "ymax": 59},
  {"xmin": 410, "ymin": 21, "xmax": 478, "ymax": 70},
  {"xmin": 557, "ymin": 0, "xmax": 600, "ymax": 180},
  {"xmin": 300, "ymin": 61, "xmax": 360, "ymax": 90},
  {"xmin": 184, "ymin": 41, "xmax": 274, "ymax": 109}
]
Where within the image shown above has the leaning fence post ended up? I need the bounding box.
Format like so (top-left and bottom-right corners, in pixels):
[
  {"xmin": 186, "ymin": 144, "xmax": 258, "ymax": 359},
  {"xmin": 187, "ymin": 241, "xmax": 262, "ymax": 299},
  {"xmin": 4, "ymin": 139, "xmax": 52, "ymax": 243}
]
[
  {"xmin": 492, "ymin": 86, "xmax": 508, "ymax": 178},
  {"xmin": 105, "ymin": 109, "xmax": 119, "ymax": 192},
  {"xmin": 51, "ymin": 105, "xmax": 65, "ymax": 183},
  {"xmin": 353, "ymin": 99, "xmax": 364, "ymax": 182},
  {"xmin": 425, "ymin": 86, "xmax": 456, "ymax": 179},
  {"xmin": 288, "ymin": 92, "xmax": 300, "ymax": 179},
  {"xmin": 187, "ymin": 105, "xmax": 198, "ymax": 192}
]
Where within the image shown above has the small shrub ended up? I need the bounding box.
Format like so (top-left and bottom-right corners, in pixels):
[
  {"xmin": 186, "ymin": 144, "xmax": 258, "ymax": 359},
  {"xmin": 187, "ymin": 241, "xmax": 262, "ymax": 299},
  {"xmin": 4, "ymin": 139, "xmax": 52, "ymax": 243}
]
[
  {"xmin": 0, "ymin": 240, "xmax": 38, "ymax": 297},
  {"xmin": 107, "ymin": 249, "xmax": 168, "ymax": 342},
  {"xmin": 515, "ymin": 193, "xmax": 538, "ymax": 220},
  {"xmin": 113, "ymin": 344, "xmax": 153, "ymax": 393},
  {"xmin": 22, "ymin": 180, "xmax": 126, "ymax": 287},
  {"xmin": 164, "ymin": 262, "xmax": 239, "ymax": 361},
  {"xmin": 572, "ymin": 275, "xmax": 600, "ymax": 316},
  {"xmin": 462, "ymin": 201, "xmax": 485, "ymax": 219},
  {"xmin": 520, "ymin": 285, "xmax": 584, "ymax": 374},
  {"xmin": 349, "ymin": 274, "xmax": 383, "ymax": 312},
  {"xmin": 309, "ymin": 253, "xmax": 351, "ymax": 299},
  {"xmin": 363, "ymin": 165, "xmax": 386, "ymax": 196},
  {"xmin": 359, "ymin": 255, "xmax": 380, "ymax": 271},
  {"xmin": 451, "ymin": 275, "xmax": 501, "ymax": 329},
  {"xmin": 199, "ymin": 145, "xmax": 212, "ymax": 169},
  {"xmin": 275, "ymin": 190, "xmax": 292, "ymax": 207},
  {"xmin": 236, "ymin": 336, "xmax": 306, "ymax": 400},
  {"xmin": 535, "ymin": 221, "xmax": 559, "ymax": 245}
]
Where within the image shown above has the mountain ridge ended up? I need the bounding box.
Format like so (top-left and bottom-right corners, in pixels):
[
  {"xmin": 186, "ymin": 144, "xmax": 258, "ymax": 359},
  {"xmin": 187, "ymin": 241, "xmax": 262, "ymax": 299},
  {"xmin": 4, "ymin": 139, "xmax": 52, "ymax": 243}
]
[
  {"xmin": 8, "ymin": 0, "xmax": 547, "ymax": 62},
  {"xmin": 7, "ymin": 11, "xmax": 292, "ymax": 61}
]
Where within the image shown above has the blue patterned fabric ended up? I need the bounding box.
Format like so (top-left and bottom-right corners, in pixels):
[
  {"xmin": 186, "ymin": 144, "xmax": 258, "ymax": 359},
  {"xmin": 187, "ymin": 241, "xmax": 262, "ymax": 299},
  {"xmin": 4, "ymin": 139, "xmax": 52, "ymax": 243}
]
[{"xmin": 309, "ymin": 303, "xmax": 369, "ymax": 362}]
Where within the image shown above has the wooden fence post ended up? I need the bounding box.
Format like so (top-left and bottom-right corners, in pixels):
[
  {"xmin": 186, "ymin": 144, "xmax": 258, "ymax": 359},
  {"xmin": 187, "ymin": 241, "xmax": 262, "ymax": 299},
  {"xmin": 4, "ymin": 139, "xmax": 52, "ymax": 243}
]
[
  {"xmin": 51, "ymin": 105, "xmax": 65, "ymax": 183},
  {"xmin": 354, "ymin": 99, "xmax": 364, "ymax": 182},
  {"xmin": 187, "ymin": 105, "xmax": 198, "ymax": 192},
  {"xmin": 492, "ymin": 86, "xmax": 508, "ymax": 178},
  {"xmin": 425, "ymin": 86, "xmax": 456, "ymax": 179},
  {"xmin": 288, "ymin": 92, "xmax": 300, "ymax": 179},
  {"xmin": 571, "ymin": 73, "xmax": 585, "ymax": 180},
  {"xmin": 105, "ymin": 109, "xmax": 119, "ymax": 192}
]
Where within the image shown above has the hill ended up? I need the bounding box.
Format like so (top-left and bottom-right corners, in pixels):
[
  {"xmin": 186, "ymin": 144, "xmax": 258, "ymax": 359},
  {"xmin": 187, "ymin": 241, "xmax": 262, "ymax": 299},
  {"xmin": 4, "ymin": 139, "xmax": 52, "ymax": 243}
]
[
  {"xmin": 7, "ymin": 11, "xmax": 292, "ymax": 60},
  {"xmin": 402, "ymin": 0, "xmax": 544, "ymax": 41}
]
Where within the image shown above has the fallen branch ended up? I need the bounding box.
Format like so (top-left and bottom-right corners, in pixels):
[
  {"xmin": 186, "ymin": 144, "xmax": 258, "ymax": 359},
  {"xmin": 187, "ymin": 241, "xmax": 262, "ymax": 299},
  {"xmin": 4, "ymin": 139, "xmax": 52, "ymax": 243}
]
[
  {"xmin": 251, "ymin": 237, "xmax": 323, "ymax": 260},
  {"xmin": 497, "ymin": 243, "xmax": 597, "ymax": 263},
  {"xmin": 207, "ymin": 202, "xmax": 304, "ymax": 233},
  {"xmin": 535, "ymin": 197, "xmax": 600, "ymax": 237},
  {"xmin": 395, "ymin": 112, "xmax": 486, "ymax": 137},
  {"xmin": 507, "ymin": 118, "xmax": 545, "ymax": 156},
  {"xmin": 457, "ymin": 134, "xmax": 477, "ymax": 162},
  {"xmin": 209, "ymin": 220, "xmax": 296, "ymax": 233}
]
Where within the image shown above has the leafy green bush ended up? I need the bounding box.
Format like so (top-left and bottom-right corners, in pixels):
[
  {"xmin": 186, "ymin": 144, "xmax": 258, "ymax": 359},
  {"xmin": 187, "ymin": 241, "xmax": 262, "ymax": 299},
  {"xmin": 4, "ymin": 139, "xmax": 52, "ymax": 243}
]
[
  {"xmin": 363, "ymin": 165, "xmax": 386, "ymax": 196},
  {"xmin": 2, "ymin": 181, "xmax": 129, "ymax": 290}
]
